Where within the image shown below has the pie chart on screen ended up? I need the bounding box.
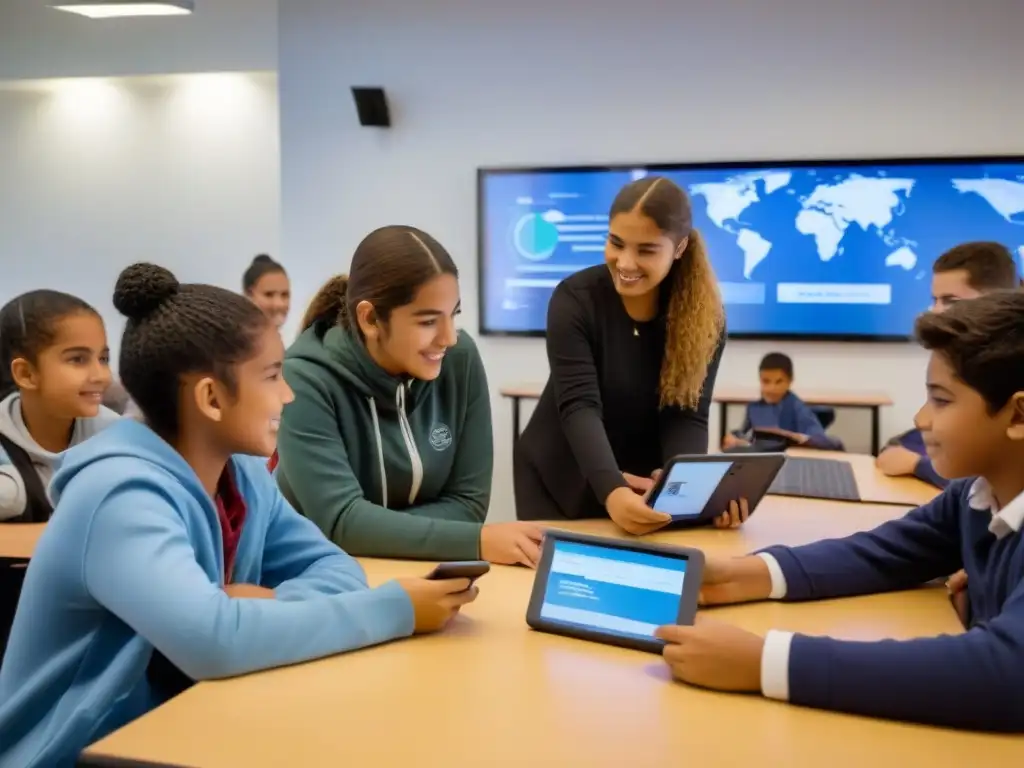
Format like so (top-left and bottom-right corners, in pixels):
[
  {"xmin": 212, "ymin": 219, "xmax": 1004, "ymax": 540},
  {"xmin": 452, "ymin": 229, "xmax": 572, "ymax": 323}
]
[{"xmin": 513, "ymin": 213, "xmax": 560, "ymax": 261}]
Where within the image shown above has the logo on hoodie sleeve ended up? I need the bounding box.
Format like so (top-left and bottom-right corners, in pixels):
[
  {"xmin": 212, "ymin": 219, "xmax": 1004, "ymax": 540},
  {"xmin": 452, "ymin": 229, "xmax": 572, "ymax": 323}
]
[{"xmin": 429, "ymin": 424, "xmax": 453, "ymax": 451}]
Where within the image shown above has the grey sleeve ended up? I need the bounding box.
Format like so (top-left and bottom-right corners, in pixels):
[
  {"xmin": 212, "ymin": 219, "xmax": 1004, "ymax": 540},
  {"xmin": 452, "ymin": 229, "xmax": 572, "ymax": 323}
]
[{"xmin": 0, "ymin": 466, "xmax": 28, "ymax": 521}]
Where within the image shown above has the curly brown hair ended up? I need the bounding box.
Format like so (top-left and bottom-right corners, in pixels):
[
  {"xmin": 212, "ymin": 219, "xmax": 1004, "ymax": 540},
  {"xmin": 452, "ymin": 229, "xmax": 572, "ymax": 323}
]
[{"xmin": 609, "ymin": 177, "xmax": 724, "ymax": 409}]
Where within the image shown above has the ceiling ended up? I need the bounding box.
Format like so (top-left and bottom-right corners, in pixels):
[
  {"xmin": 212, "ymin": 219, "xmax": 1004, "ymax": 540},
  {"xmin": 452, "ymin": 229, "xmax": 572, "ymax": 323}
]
[{"xmin": 0, "ymin": 0, "xmax": 277, "ymax": 81}]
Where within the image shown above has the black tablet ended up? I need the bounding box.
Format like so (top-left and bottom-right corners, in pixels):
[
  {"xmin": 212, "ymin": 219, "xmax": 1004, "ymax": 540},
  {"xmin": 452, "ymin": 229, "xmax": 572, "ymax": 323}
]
[
  {"xmin": 526, "ymin": 530, "xmax": 704, "ymax": 654},
  {"xmin": 647, "ymin": 452, "xmax": 785, "ymax": 526}
]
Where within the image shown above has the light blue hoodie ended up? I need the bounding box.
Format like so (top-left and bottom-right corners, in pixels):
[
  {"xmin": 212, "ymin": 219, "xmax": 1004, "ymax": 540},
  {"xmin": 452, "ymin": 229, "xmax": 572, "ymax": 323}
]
[{"xmin": 0, "ymin": 419, "xmax": 415, "ymax": 768}]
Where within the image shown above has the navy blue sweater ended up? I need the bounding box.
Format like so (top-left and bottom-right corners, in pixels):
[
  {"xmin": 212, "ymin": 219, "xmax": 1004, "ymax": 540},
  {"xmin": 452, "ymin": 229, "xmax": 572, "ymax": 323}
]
[
  {"xmin": 733, "ymin": 392, "xmax": 843, "ymax": 451},
  {"xmin": 760, "ymin": 479, "xmax": 1024, "ymax": 732},
  {"xmin": 892, "ymin": 428, "xmax": 950, "ymax": 489}
]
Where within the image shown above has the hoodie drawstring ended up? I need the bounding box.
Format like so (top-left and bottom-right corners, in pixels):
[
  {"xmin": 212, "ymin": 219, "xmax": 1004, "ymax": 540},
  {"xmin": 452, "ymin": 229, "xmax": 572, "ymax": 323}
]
[
  {"xmin": 367, "ymin": 397, "xmax": 388, "ymax": 509},
  {"xmin": 395, "ymin": 384, "xmax": 424, "ymax": 506}
]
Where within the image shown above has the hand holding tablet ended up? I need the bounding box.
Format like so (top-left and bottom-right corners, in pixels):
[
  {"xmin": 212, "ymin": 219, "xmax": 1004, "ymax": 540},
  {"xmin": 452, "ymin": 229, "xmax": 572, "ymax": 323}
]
[
  {"xmin": 645, "ymin": 453, "xmax": 785, "ymax": 528},
  {"xmin": 655, "ymin": 555, "xmax": 774, "ymax": 692},
  {"xmin": 606, "ymin": 487, "xmax": 672, "ymax": 536},
  {"xmin": 655, "ymin": 617, "xmax": 764, "ymax": 692}
]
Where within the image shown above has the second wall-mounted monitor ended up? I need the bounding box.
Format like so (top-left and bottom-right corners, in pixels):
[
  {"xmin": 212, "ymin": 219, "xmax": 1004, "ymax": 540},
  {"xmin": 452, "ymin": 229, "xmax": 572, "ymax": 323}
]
[{"xmin": 478, "ymin": 156, "xmax": 1024, "ymax": 341}]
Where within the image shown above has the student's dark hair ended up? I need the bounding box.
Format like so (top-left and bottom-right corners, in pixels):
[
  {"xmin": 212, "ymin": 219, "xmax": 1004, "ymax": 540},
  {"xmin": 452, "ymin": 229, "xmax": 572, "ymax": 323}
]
[
  {"xmin": 915, "ymin": 290, "xmax": 1024, "ymax": 413},
  {"xmin": 609, "ymin": 177, "xmax": 724, "ymax": 409},
  {"xmin": 242, "ymin": 254, "xmax": 286, "ymax": 294},
  {"xmin": 932, "ymin": 241, "xmax": 1021, "ymax": 291},
  {"xmin": 759, "ymin": 352, "xmax": 794, "ymax": 379},
  {"xmin": 114, "ymin": 263, "xmax": 271, "ymax": 437},
  {"xmin": 0, "ymin": 290, "xmax": 100, "ymax": 399},
  {"xmin": 300, "ymin": 225, "xmax": 458, "ymax": 336}
]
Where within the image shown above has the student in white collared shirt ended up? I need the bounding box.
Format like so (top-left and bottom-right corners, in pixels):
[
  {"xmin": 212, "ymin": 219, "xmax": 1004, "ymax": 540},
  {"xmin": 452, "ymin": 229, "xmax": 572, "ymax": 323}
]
[{"xmin": 652, "ymin": 291, "xmax": 1024, "ymax": 732}]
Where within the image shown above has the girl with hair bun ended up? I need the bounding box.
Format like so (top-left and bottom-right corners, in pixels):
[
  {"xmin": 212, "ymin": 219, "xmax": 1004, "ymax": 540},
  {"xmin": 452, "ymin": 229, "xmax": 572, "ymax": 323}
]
[
  {"xmin": 243, "ymin": 253, "xmax": 290, "ymax": 328},
  {"xmin": 0, "ymin": 263, "xmax": 478, "ymax": 768},
  {"xmin": 276, "ymin": 225, "xmax": 545, "ymax": 566},
  {"xmin": 514, "ymin": 176, "xmax": 744, "ymax": 534}
]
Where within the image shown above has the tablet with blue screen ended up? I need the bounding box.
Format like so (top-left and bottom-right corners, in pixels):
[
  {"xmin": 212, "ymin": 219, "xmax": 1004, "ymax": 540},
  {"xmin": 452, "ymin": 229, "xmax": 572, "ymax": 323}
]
[
  {"xmin": 647, "ymin": 452, "xmax": 785, "ymax": 525},
  {"xmin": 526, "ymin": 531, "xmax": 704, "ymax": 653}
]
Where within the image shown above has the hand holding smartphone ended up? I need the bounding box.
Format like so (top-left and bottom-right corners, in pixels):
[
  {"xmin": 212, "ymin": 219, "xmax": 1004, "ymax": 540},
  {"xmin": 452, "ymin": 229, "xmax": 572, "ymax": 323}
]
[{"xmin": 425, "ymin": 560, "xmax": 491, "ymax": 587}]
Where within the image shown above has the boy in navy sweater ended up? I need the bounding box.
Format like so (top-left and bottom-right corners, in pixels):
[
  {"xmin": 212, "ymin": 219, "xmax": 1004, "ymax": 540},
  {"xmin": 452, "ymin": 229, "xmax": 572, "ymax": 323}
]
[
  {"xmin": 657, "ymin": 291, "xmax": 1024, "ymax": 731},
  {"xmin": 877, "ymin": 241, "xmax": 1021, "ymax": 488},
  {"xmin": 722, "ymin": 352, "xmax": 843, "ymax": 451}
]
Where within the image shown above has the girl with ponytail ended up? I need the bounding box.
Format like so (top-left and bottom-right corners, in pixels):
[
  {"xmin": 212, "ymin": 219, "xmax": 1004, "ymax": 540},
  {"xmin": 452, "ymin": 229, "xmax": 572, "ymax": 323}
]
[
  {"xmin": 514, "ymin": 176, "xmax": 743, "ymax": 534},
  {"xmin": 276, "ymin": 225, "xmax": 544, "ymax": 566}
]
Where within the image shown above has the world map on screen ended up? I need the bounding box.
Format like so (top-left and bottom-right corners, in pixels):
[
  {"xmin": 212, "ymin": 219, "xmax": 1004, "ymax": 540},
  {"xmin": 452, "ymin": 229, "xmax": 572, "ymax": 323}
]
[{"xmin": 688, "ymin": 171, "xmax": 1024, "ymax": 281}]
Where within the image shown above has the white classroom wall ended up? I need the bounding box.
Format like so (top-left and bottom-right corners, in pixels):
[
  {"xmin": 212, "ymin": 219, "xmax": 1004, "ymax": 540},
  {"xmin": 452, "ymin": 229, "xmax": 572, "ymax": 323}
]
[
  {"xmin": 277, "ymin": 0, "xmax": 1024, "ymax": 521},
  {"xmin": 0, "ymin": 72, "xmax": 282, "ymax": 359},
  {"xmin": 0, "ymin": 0, "xmax": 282, "ymax": 360}
]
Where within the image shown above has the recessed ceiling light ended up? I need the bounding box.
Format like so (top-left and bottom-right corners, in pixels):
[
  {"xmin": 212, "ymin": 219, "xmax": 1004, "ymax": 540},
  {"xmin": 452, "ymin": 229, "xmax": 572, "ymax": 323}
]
[{"xmin": 49, "ymin": 1, "xmax": 194, "ymax": 18}]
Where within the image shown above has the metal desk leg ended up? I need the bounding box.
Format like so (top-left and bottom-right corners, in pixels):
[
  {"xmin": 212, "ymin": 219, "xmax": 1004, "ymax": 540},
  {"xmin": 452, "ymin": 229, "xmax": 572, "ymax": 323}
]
[
  {"xmin": 511, "ymin": 396, "xmax": 521, "ymax": 449},
  {"xmin": 718, "ymin": 402, "xmax": 729, "ymax": 448},
  {"xmin": 870, "ymin": 405, "xmax": 881, "ymax": 456}
]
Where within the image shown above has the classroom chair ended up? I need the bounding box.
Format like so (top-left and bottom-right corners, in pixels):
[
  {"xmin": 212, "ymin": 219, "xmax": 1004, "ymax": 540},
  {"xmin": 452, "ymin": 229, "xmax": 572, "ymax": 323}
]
[{"xmin": 811, "ymin": 405, "xmax": 836, "ymax": 430}]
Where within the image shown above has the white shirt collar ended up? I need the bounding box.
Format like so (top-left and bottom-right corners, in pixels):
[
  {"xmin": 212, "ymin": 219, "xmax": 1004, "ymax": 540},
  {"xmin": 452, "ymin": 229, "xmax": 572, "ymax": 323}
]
[{"xmin": 968, "ymin": 478, "xmax": 1024, "ymax": 539}]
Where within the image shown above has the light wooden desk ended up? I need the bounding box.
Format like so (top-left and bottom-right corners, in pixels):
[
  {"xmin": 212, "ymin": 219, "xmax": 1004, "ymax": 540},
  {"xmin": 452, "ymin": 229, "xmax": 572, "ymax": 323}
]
[
  {"xmin": 714, "ymin": 385, "xmax": 893, "ymax": 455},
  {"xmin": 83, "ymin": 497, "xmax": 1023, "ymax": 767},
  {"xmin": 0, "ymin": 524, "xmax": 45, "ymax": 563},
  {"xmin": 785, "ymin": 449, "xmax": 939, "ymax": 508}
]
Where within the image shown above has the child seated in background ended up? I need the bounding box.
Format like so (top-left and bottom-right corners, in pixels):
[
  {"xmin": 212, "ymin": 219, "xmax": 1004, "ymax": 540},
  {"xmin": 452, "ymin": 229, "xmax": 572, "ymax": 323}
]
[
  {"xmin": 0, "ymin": 291, "xmax": 119, "ymax": 663},
  {"xmin": 722, "ymin": 352, "xmax": 843, "ymax": 451},
  {"xmin": 0, "ymin": 264, "xmax": 477, "ymax": 768},
  {"xmin": 656, "ymin": 291, "xmax": 1024, "ymax": 732},
  {"xmin": 877, "ymin": 241, "xmax": 1021, "ymax": 488},
  {"xmin": 0, "ymin": 290, "xmax": 118, "ymax": 523}
]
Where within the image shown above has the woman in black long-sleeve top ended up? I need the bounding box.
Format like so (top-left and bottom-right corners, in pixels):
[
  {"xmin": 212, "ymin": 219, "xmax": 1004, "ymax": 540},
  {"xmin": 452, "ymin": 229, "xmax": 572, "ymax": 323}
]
[{"xmin": 514, "ymin": 176, "xmax": 741, "ymax": 534}]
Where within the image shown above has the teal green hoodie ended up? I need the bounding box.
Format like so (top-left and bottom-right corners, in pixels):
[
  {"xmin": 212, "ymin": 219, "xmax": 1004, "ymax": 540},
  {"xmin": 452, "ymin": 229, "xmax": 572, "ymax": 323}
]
[{"xmin": 276, "ymin": 323, "xmax": 492, "ymax": 560}]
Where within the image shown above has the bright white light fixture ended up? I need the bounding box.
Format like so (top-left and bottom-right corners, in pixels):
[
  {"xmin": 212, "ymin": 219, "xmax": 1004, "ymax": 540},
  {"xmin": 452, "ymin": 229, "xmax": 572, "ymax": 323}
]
[{"xmin": 49, "ymin": 1, "xmax": 194, "ymax": 18}]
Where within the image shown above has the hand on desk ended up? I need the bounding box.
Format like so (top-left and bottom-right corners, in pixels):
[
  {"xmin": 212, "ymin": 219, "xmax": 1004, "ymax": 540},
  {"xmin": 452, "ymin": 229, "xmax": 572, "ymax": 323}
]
[
  {"xmin": 656, "ymin": 617, "xmax": 764, "ymax": 693},
  {"xmin": 875, "ymin": 445, "xmax": 920, "ymax": 477},
  {"xmin": 397, "ymin": 577, "xmax": 479, "ymax": 633},
  {"xmin": 480, "ymin": 522, "xmax": 546, "ymax": 568},
  {"xmin": 946, "ymin": 569, "xmax": 969, "ymax": 627},
  {"xmin": 698, "ymin": 554, "xmax": 773, "ymax": 606},
  {"xmin": 721, "ymin": 434, "xmax": 749, "ymax": 449},
  {"xmin": 753, "ymin": 427, "xmax": 808, "ymax": 445},
  {"xmin": 224, "ymin": 583, "xmax": 275, "ymax": 599}
]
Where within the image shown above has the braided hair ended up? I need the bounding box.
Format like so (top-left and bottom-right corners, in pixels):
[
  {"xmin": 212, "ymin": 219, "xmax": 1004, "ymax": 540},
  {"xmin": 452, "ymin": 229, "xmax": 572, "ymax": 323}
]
[{"xmin": 114, "ymin": 263, "xmax": 270, "ymax": 438}]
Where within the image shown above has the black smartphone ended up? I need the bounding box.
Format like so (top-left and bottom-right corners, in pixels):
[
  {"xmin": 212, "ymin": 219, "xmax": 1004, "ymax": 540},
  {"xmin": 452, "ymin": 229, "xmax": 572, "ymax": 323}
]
[{"xmin": 425, "ymin": 560, "xmax": 491, "ymax": 585}]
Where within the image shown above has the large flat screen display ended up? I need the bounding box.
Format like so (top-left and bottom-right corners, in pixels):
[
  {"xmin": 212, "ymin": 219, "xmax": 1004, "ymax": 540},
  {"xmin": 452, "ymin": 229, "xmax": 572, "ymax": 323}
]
[{"xmin": 477, "ymin": 157, "xmax": 1024, "ymax": 340}]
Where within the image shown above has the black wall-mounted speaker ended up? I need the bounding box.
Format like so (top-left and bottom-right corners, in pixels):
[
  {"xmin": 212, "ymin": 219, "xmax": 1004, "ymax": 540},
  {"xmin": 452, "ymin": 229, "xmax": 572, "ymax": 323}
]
[{"xmin": 351, "ymin": 87, "xmax": 391, "ymax": 127}]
